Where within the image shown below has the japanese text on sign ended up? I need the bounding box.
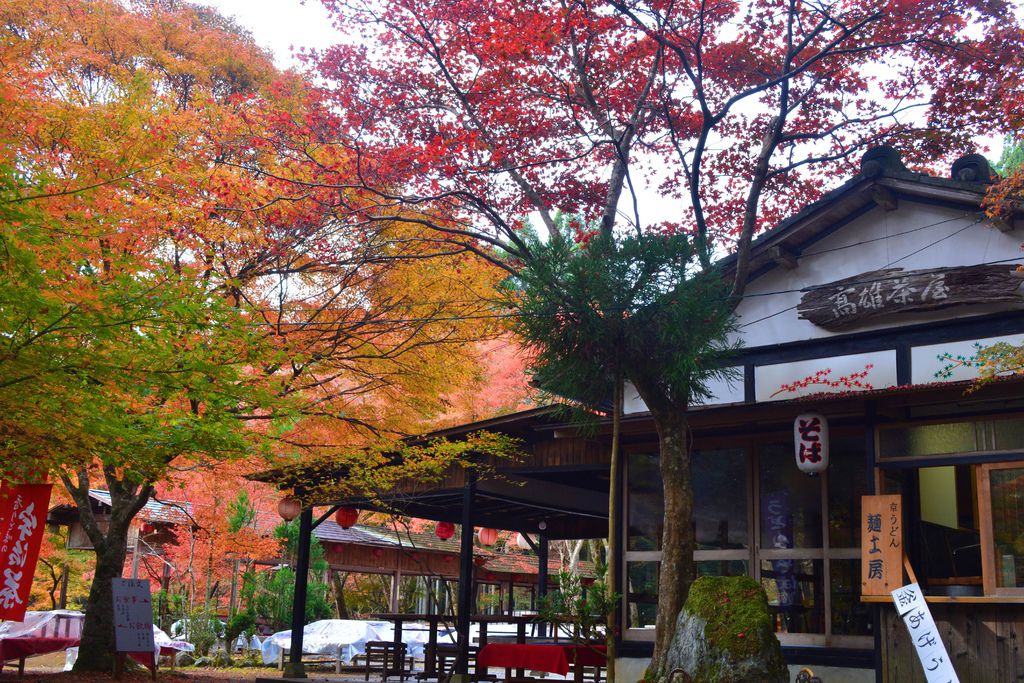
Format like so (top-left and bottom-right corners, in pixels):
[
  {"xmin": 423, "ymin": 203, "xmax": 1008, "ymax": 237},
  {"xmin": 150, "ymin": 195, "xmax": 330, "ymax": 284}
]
[
  {"xmin": 891, "ymin": 583, "xmax": 959, "ymax": 683},
  {"xmin": 861, "ymin": 495, "xmax": 902, "ymax": 595},
  {"xmin": 112, "ymin": 578, "xmax": 156, "ymax": 654},
  {"xmin": 0, "ymin": 483, "xmax": 53, "ymax": 621}
]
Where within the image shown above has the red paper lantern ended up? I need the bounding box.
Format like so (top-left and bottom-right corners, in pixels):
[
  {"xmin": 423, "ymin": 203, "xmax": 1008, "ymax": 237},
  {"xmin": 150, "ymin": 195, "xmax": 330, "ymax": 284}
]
[
  {"xmin": 334, "ymin": 507, "xmax": 359, "ymax": 529},
  {"xmin": 435, "ymin": 521, "xmax": 455, "ymax": 540},
  {"xmin": 278, "ymin": 496, "xmax": 301, "ymax": 521},
  {"xmin": 373, "ymin": 547, "xmax": 385, "ymax": 558},
  {"xmin": 477, "ymin": 527, "xmax": 498, "ymax": 546},
  {"xmin": 140, "ymin": 523, "xmax": 155, "ymax": 535}
]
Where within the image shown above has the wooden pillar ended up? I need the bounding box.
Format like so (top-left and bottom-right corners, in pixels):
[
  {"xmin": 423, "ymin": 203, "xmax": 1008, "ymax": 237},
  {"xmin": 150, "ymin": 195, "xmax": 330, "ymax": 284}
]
[
  {"xmin": 284, "ymin": 506, "xmax": 313, "ymax": 679},
  {"xmin": 456, "ymin": 474, "xmax": 476, "ymax": 678},
  {"xmin": 390, "ymin": 569, "xmax": 402, "ymax": 613},
  {"xmin": 538, "ymin": 534, "xmax": 549, "ymax": 638}
]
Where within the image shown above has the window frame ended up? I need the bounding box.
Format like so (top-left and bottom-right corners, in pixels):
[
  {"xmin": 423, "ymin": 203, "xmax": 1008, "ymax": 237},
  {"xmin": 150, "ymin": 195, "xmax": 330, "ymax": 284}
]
[
  {"xmin": 621, "ymin": 433, "xmax": 871, "ymax": 649},
  {"xmin": 978, "ymin": 460, "xmax": 1024, "ymax": 597}
]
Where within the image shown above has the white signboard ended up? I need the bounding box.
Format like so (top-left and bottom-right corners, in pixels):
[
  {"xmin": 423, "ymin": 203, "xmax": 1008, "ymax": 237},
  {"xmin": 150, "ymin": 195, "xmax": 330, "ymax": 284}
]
[
  {"xmin": 112, "ymin": 578, "xmax": 156, "ymax": 653},
  {"xmin": 890, "ymin": 583, "xmax": 959, "ymax": 683}
]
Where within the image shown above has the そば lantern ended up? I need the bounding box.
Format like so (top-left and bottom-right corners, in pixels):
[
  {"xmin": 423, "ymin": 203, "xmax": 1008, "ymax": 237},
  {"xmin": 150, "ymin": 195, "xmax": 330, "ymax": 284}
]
[
  {"xmin": 334, "ymin": 507, "xmax": 359, "ymax": 529},
  {"xmin": 435, "ymin": 521, "xmax": 455, "ymax": 540},
  {"xmin": 794, "ymin": 411, "xmax": 829, "ymax": 474},
  {"xmin": 477, "ymin": 527, "xmax": 498, "ymax": 546}
]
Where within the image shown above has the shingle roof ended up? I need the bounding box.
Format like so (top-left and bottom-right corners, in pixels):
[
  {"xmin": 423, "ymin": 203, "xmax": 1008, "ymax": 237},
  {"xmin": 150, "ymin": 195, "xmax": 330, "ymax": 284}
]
[{"xmin": 87, "ymin": 489, "xmax": 193, "ymax": 525}]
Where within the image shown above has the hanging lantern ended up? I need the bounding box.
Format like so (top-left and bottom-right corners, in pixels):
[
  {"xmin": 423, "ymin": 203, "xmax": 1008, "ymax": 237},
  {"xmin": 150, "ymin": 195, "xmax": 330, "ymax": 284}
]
[
  {"xmin": 478, "ymin": 527, "xmax": 498, "ymax": 546},
  {"xmin": 516, "ymin": 533, "xmax": 532, "ymax": 551},
  {"xmin": 334, "ymin": 507, "xmax": 359, "ymax": 529},
  {"xmin": 140, "ymin": 523, "xmax": 155, "ymax": 535},
  {"xmin": 794, "ymin": 411, "xmax": 829, "ymax": 474},
  {"xmin": 278, "ymin": 496, "xmax": 301, "ymax": 521},
  {"xmin": 435, "ymin": 521, "xmax": 455, "ymax": 540}
]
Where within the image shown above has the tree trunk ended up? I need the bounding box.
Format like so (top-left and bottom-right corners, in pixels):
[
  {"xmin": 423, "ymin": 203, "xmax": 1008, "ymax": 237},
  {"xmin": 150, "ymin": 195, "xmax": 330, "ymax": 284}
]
[
  {"xmin": 74, "ymin": 531, "xmax": 129, "ymax": 671},
  {"xmin": 62, "ymin": 471, "xmax": 153, "ymax": 672},
  {"xmin": 331, "ymin": 571, "xmax": 349, "ymax": 619},
  {"xmin": 647, "ymin": 407, "xmax": 694, "ymax": 682}
]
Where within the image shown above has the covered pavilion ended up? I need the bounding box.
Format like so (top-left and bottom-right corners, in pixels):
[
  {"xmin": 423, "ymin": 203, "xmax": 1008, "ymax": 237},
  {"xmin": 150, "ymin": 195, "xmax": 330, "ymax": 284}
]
[{"xmin": 252, "ymin": 406, "xmax": 614, "ymax": 679}]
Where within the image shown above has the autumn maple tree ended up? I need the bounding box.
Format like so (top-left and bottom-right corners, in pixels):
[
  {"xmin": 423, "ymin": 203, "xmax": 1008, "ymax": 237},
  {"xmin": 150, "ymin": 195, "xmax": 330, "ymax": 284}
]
[
  {"xmin": 0, "ymin": 0, "xmax": 510, "ymax": 670},
  {"xmin": 292, "ymin": 0, "xmax": 1024, "ymax": 677}
]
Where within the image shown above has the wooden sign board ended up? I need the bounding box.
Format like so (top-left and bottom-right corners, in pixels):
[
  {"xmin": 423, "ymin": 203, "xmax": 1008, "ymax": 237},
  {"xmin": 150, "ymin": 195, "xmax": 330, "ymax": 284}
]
[
  {"xmin": 798, "ymin": 264, "xmax": 1023, "ymax": 330},
  {"xmin": 111, "ymin": 578, "xmax": 155, "ymax": 653},
  {"xmin": 891, "ymin": 583, "xmax": 960, "ymax": 683},
  {"xmin": 861, "ymin": 495, "xmax": 903, "ymax": 595}
]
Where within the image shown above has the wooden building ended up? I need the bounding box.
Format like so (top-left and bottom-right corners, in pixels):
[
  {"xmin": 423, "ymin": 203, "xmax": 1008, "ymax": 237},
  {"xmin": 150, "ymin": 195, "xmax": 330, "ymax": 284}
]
[{"xmin": 267, "ymin": 147, "xmax": 1024, "ymax": 682}]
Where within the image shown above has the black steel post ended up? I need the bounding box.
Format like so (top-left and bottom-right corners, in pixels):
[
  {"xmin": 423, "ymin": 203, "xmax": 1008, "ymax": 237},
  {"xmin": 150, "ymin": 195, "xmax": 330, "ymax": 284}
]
[
  {"xmin": 537, "ymin": 534, "xmax": 549, "ymax": 638},
  {"xmin": 456, "ymin": 475, "xmax": 476, "ymax": 678},
  {"xmin": 284, "ymin": 506, "xmax": 313, "ymax": 679}
]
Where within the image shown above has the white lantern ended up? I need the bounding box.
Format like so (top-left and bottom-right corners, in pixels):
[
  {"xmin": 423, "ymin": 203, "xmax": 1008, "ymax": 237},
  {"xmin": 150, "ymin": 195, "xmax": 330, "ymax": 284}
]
[
  {"xmin": 516, "ymin": 533, "xmax": 532, "ymax": 550},
  {"xmin": 794, "ymin": 411, "xmax": 828, "ymax": 474}
]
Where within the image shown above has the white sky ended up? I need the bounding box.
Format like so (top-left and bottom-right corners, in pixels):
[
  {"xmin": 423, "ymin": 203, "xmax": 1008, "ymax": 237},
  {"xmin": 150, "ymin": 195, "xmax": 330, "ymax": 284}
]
[{"xmin": 203, "ymin": 0, "xmax": 337, "ymax": 69}]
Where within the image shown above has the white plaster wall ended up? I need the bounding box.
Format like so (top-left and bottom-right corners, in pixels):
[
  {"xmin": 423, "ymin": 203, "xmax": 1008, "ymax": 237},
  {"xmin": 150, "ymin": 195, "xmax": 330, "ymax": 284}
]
[
  {"xmin": 733, "ymin": 203, "xmax": 1023, "ymax": 349},
  {"xmin": 622, "ymin": 370, "xmax": 744, "ymax": 416}
]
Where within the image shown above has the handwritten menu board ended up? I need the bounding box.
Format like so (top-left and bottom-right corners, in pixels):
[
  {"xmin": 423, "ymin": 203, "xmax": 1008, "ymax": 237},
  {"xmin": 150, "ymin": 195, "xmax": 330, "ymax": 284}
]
[
  {"xmin": 861, "ymin": 494, "xmax": 902, "ymax": 595},
  {"xmin": 891, "ymin": 583, "xmax": 959, "ymax": 683},
  {"xmin": 112, "ymin": 578, "xmax": 155, "ymax": 653}
]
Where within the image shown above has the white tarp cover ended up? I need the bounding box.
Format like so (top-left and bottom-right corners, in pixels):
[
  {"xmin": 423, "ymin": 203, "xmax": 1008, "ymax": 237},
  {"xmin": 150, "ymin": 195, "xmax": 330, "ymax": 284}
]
[
  {"xmin": 0, "ymin": 610, "xmax": 83, "ymax": 640},
  {"xmin": 63, "ymin": 624, "xmax": 193, "ymax": 671},
  {"xmin": 261, "ymin": 619, "xmax": 391, "ymax": 665}
]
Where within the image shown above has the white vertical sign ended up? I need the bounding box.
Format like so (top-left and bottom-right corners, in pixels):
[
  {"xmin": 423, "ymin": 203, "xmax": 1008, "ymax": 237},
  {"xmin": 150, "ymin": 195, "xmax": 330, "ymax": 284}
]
[
  {"xmin": 112, "ymin": 578, "xmax": 156, "ymax": 653},
  {"xmin": 890, "ymin": 583, "xmax": 959, "ymax": 683}
]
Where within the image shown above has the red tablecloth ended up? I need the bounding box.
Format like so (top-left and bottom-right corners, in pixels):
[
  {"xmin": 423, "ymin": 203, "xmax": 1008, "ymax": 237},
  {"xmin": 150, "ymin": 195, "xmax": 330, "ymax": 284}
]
[
  {"xmin": 477, "ymin": 643, "xmax": 607, "ymax": 676},
  {"xmin": 0, "ymin": 636, "xmax": 160, "ymax": 672},
  {"xmin": 0, "ymin": 636, "xmax": 80, "ymax": 669}
]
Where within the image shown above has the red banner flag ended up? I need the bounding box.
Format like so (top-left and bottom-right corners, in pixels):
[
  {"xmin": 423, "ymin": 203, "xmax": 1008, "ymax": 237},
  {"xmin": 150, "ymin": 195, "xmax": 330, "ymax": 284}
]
[{"xmin": 0, "ymin": 482, "xmax": 53, "ymax": 621}]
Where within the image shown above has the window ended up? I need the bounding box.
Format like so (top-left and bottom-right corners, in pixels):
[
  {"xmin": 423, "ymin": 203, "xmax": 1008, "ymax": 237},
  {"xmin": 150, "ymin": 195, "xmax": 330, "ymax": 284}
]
[
  {"xmin": 877, "ymin": 414, "xmax": 1024, "ymax": 598},
  {"xmin": 623, "ymin": 436, "xmax": 869, "ymax": 646},
  {"xmin": 979, "ymin": 462, "xmax": 1024, "ymax": 596}
]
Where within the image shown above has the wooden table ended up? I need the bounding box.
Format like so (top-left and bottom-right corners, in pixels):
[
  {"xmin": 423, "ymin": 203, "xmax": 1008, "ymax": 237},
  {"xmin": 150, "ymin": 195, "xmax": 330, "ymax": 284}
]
[{"xmin": 477, "ymin": 643, "xmax": 606, "ymax": 680}]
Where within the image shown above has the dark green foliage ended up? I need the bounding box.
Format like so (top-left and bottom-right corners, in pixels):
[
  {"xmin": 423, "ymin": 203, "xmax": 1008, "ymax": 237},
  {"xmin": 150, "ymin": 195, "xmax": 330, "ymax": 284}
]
[
  {"xmin": 996, "ymin": 135, "xmax": 1024, "ymax": 176},
  {"xmin": 227, "ymin": 491, "xmax": 258, "ymax": 533},
  {"xmin": 539, "ymin": 567, "xmax": 618, "ymax": 644},
  {"xmin": 510, "ymin": 226, "xmax": 740, "ymax": 410},
  {"xmin": 239, "ymin": 520, "xmax": 332, "ymax": 631}
]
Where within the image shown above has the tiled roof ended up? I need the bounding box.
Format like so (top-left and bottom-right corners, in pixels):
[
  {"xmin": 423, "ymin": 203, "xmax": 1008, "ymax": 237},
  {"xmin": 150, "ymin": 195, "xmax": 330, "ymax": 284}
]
[
  {"xmin": 315, "ymin": 520, "xmax": 477, "ymax": 554},
  {"xmin": 87, "ymin": 489, "xmax": 193, "ymax": 525},
  {"xmin": 314, "ymin": 520, "xmax": 595, "ymax": 578}
]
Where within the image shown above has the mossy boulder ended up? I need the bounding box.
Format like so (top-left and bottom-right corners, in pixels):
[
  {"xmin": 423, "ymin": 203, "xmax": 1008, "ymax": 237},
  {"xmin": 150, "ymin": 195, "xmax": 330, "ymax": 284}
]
[{"xmin": 664, "ymin": 575, "xmax": 787, "ymax": 683}]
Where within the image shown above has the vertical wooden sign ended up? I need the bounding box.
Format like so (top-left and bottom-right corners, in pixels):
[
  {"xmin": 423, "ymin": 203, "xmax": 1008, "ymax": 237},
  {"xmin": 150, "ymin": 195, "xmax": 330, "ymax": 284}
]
[{"xmin": 861, "ymin": 495, "xmax": 903, "ymax": 595}]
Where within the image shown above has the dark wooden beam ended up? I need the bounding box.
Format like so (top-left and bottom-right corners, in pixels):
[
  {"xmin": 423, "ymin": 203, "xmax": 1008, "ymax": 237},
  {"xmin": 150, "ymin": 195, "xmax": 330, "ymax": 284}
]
[
  {"xmin": 284, "ymin": 506, "xmax": 313, "ymax": 678},
  {"xmin": 456, "ymin": 474, "xmax": 476, "ymax": 678},
  {"xmin": 871, "ymin": 185, "xmax": 898, "ymax": 212},
  {"xmin": 476, "ymin": 477, "xmax": 608, "ymax": 518},
  {"xmin": 768, "ymin": 244, "xmax": 799, "ymax": 269}
]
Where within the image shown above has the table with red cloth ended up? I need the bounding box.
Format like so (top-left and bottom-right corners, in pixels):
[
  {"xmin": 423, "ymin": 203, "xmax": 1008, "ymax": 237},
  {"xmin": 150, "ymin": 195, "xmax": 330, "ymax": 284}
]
[
  {"xmin": 0, "ymin": 636, "xmax": 80, "ymax": 674},
  {"xmin": 477, "ymin": 643, "xmax": 607, "ymax": 676},
  {"xmin": 0, "ymin": 636, "xmax": 161, "ymax": 676}
]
